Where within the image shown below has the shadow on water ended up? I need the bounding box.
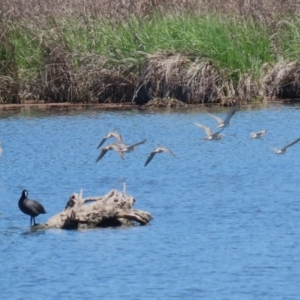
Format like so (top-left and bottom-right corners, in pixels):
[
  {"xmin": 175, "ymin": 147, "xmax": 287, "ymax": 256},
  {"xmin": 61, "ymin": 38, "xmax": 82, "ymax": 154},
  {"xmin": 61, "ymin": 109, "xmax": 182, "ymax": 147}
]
[{"xmin": 21, "ymin": 227, "xmax": 47, "ymax": 235}]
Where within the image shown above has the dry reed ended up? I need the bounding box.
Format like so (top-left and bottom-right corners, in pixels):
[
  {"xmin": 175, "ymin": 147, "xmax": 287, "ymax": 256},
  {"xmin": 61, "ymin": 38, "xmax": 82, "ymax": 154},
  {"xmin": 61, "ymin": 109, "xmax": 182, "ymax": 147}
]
[{"xmin": 1, "ymin": 0, "xmax": 300, "ymax": 105}]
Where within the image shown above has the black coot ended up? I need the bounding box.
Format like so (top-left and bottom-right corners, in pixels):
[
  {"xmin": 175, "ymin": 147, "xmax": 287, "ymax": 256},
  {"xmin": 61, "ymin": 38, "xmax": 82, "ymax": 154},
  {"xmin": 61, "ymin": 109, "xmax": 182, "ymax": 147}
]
[{"xmin": 18, "ymin": 190, "xmax": 46, "ymax": 226}]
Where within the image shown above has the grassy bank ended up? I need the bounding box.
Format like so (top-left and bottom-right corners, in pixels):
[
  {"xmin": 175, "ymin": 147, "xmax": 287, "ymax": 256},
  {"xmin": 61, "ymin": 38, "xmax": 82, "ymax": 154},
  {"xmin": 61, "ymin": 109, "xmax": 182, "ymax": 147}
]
[{"xmin": 1, "ymin": 0, "xmax": 300, "ymax": 105}]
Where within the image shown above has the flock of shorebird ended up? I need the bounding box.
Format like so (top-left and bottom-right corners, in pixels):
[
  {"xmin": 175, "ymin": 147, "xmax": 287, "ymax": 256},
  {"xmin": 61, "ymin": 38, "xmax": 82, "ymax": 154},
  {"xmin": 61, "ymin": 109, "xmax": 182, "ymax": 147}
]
[
  {"xmin": 96, "ymin": 103, "xmax": 300, "ymax": 164},
  {"xmin": 15, "ymin": 103, "xmax": 300, "ymax": 226},
  {"xmin": 194, "ymin": 103, "xmax": 300, "ymax": 154},
  {"xmin": 94, "ymin": 105, "xmax": 240, "ymax": 166},
  {"xmin": 96, "ymin": 131, "xmax": 176, "ymax": 166},
  {"xmin": 196, "ymin": 103, "xmax": 300, "ymax": 154}
]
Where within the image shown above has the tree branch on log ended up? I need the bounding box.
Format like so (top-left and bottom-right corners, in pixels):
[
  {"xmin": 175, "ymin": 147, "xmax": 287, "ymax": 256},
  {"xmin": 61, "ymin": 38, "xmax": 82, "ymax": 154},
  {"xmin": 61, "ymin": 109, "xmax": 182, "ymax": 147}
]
[{"xmin": 33, "ymin": 189, "xmax": 152, "ymax": 230}]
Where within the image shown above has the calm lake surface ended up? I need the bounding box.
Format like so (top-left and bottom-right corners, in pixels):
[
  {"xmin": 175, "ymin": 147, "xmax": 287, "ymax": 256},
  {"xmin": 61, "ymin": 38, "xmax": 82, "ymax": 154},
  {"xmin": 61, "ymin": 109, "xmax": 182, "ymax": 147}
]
[{"xmin": 1, "ymin": 103, "xmax": 300, "ymax": 299}]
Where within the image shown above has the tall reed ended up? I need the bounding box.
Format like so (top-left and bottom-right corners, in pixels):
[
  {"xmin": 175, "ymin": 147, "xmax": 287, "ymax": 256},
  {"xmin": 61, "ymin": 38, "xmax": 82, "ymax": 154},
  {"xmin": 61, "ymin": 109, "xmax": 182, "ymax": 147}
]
[{"xmin": 1, "ymin": 0, "xmax": 300, "ymax": 103}]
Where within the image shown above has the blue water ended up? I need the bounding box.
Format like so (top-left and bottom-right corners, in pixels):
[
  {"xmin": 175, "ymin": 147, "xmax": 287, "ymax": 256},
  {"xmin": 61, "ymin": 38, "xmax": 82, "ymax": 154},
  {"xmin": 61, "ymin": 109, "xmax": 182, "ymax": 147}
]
[{"xmin": 1, "ymin": 103, "xmax": 300, "ymax": 299}]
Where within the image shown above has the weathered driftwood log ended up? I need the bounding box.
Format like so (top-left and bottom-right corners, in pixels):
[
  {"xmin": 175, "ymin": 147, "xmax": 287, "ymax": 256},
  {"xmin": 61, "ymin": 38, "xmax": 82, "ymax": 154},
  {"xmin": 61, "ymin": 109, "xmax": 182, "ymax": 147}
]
[{"xmin": 35, "ymin": 189, "xmax": 152, "ymax": 230}]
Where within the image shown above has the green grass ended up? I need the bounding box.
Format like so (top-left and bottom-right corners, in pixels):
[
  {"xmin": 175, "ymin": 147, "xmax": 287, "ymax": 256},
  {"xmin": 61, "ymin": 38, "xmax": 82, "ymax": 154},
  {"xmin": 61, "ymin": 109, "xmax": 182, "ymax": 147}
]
[
  {"xmin": 277, "ymin": 18, "xmax": 300, "ymax": 60},
  {"xmin": 13, "ymin": 31, "xmax": 43, "ymax": 77},
  {"xmin": 3, "ymin": 10, "xmax": 300, "ymax": 103},
  {"xmin": 55, "ymin": 13, "xmax": 273, "ymax": 75},
  {"xmin": 5, "ymin": 12, "xmax": 275, "ymax": 77}
]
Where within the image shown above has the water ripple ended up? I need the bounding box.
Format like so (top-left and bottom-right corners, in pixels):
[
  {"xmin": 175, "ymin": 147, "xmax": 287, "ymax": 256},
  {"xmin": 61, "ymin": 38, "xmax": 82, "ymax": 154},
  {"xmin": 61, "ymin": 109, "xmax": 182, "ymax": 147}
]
[{"xmin": 1, "ymin": 104, "xmax": 300, "ymax": 299}]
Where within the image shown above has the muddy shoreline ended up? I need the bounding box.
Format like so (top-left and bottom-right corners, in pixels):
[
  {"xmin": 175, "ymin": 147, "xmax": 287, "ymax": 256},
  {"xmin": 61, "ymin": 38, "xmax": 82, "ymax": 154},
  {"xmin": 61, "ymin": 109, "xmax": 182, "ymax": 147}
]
[
  {"xmin": 0, "ymin": 102, "xmax": 140, "ymax": 111},
  {"xmin": 0, "ymin": 98, "xmax": 297, "ymax": 112}
]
